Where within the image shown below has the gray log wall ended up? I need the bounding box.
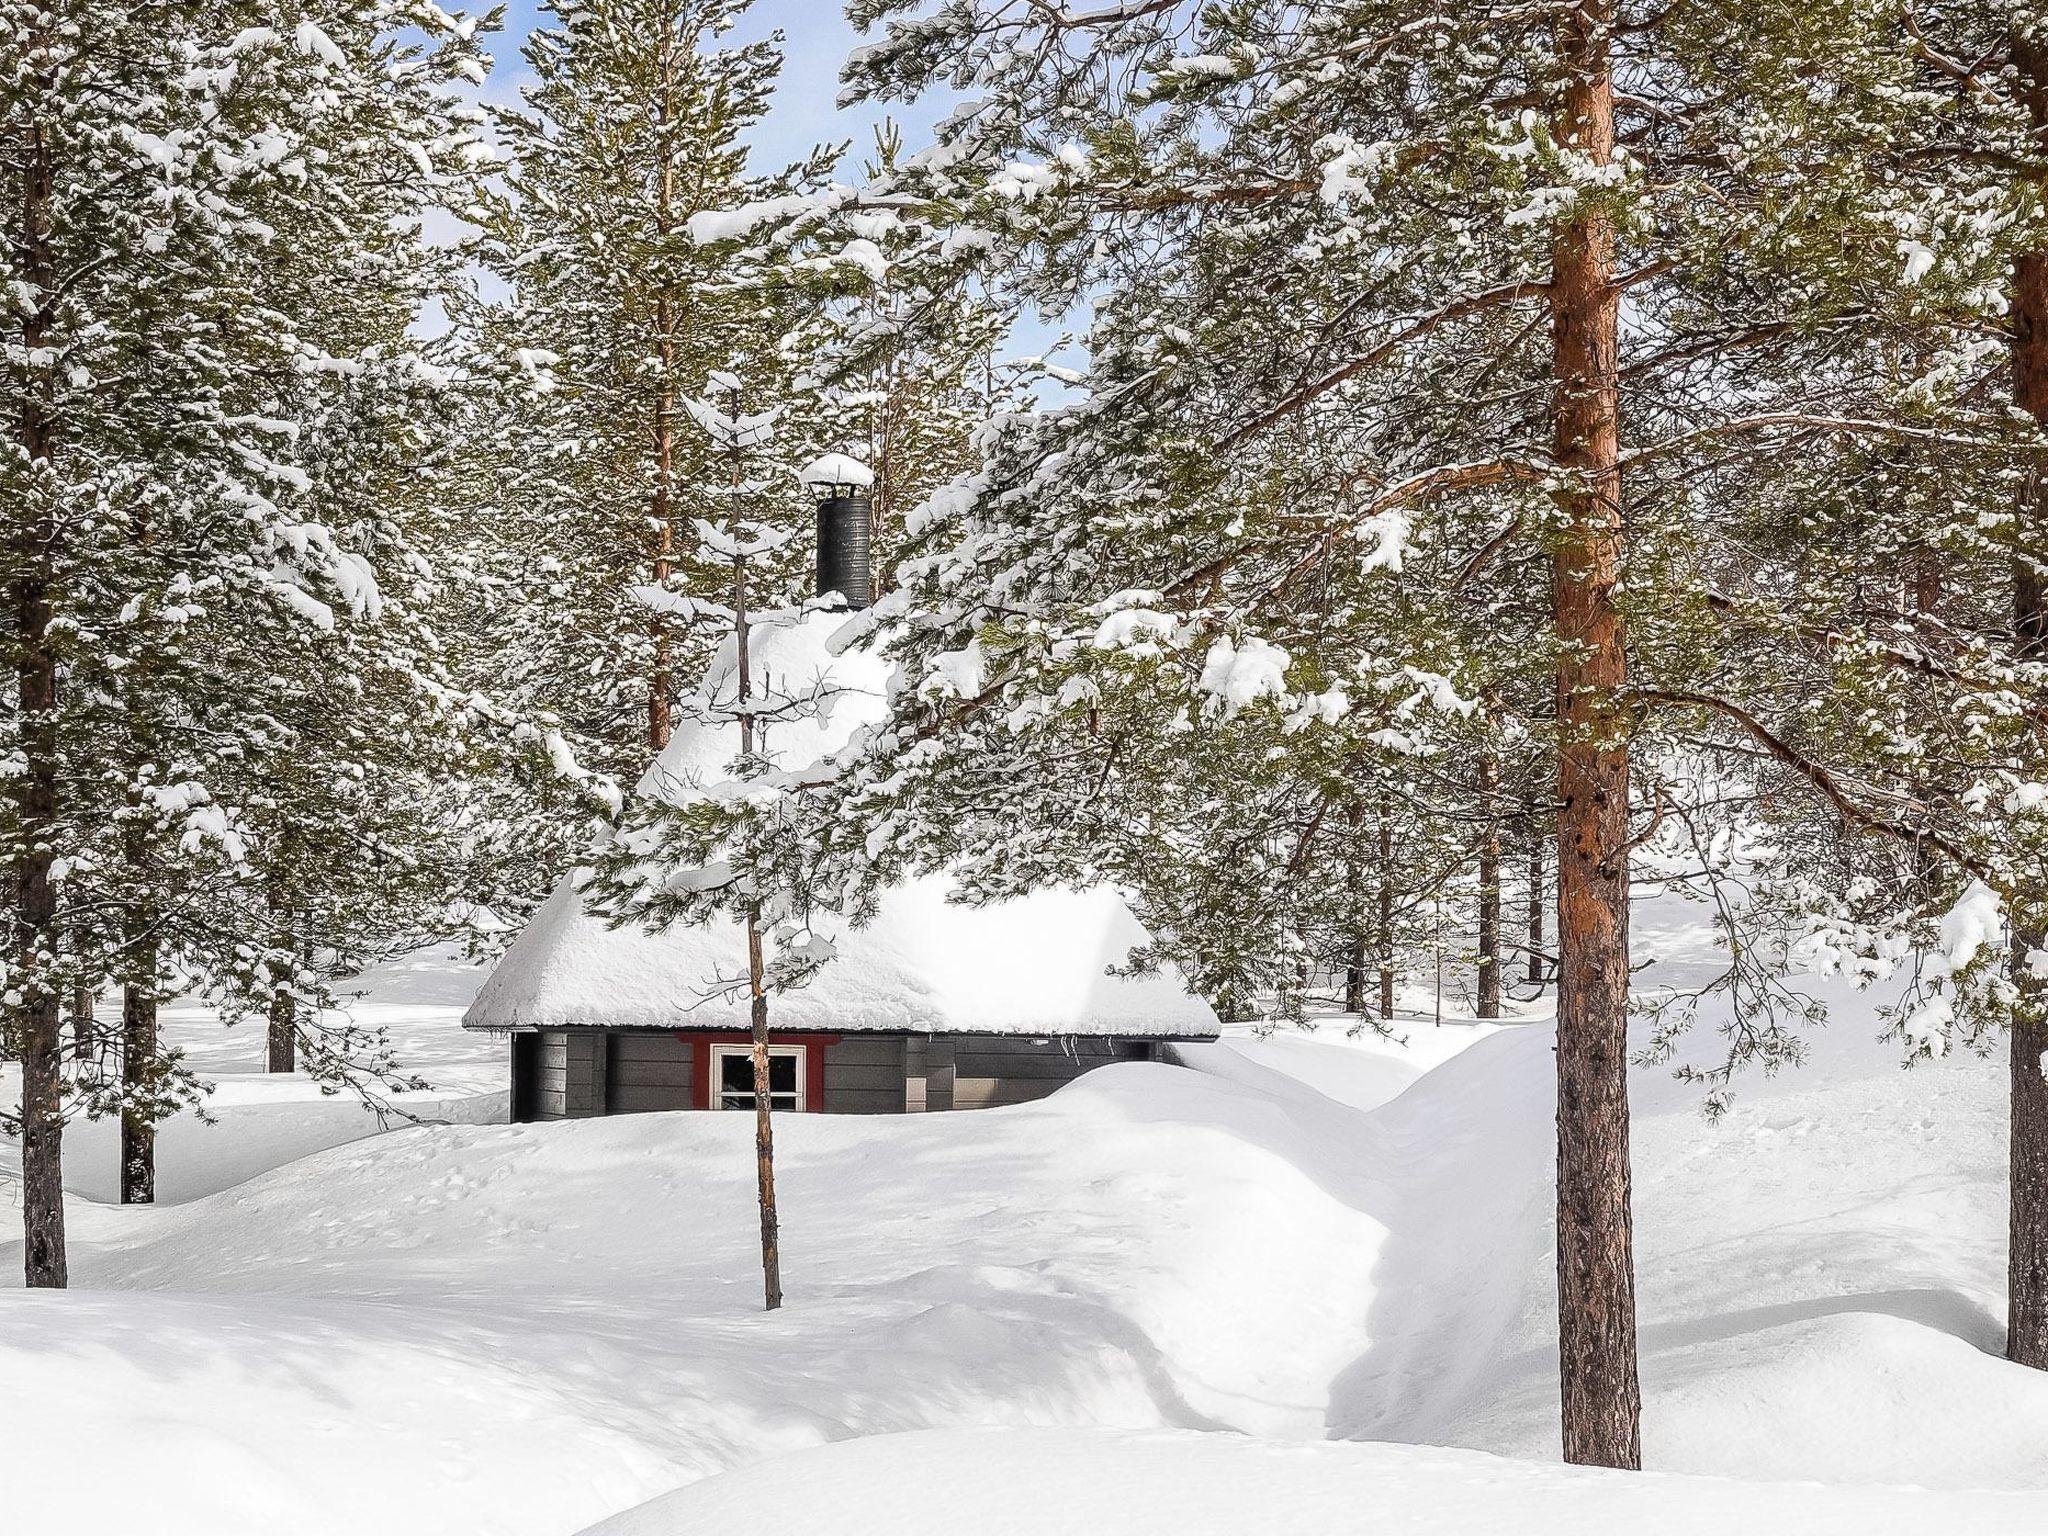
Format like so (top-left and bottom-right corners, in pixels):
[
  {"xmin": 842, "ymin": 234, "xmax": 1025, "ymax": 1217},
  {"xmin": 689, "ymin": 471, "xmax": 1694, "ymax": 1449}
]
[{"xmin": 517, "ymin": 1028, "xmax": 1157, "ymax": 1121}]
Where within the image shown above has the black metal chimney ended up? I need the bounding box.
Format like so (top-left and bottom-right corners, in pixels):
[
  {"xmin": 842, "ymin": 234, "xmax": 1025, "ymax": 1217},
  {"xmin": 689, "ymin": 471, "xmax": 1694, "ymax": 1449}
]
[
  {"xmin": 801, "ymin": 454, "xmax": 875, "ymax": 610},
  {"xmin": 815, "ymin": 489, "xmax": 873, "ymax": 610}
]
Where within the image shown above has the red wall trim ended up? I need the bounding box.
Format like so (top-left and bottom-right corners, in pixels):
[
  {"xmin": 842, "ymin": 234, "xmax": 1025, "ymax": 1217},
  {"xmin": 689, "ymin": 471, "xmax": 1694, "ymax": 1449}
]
[{"xmin": 681, "ymin": 1031, "xmax": 840, "ymax": 1112}]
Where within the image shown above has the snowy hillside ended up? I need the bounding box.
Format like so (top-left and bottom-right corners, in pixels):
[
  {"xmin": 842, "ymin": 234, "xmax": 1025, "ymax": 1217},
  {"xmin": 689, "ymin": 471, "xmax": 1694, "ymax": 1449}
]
[{"xmin": 4, "ymin": 895, "xmax": 2047, "ymax": 1534}]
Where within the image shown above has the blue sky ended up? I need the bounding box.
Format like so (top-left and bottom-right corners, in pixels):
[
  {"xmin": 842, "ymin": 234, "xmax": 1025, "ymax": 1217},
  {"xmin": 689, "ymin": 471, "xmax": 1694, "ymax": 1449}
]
[
  {"xmin": 472, "ymin": 3, "xmax": 1073, "ymax": 365},
  {"xmin": 482, "ymin": 2, "xmax": 943, "ymax": 175}
]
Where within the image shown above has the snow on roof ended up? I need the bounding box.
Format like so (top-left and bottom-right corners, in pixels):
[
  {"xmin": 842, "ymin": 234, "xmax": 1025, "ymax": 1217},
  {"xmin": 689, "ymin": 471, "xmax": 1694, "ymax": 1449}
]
[
  {"xmin": 463, "ymin": 869, "xmax": 1218, "ymax": 1037},
  {"xmin": 467, "ymin": 610, "xmax": 1219, "ymax": 1040},
  {"xmin": 797, "ymin": 452, "xmax": 874, "ymax": 489}
]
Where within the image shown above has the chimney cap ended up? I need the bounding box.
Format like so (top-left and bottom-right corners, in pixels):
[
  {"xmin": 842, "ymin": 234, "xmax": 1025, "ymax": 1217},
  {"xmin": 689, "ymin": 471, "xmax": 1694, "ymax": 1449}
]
[{"xmin": 798, "ymin": 452, "xmax": 874, "ymax": 492}]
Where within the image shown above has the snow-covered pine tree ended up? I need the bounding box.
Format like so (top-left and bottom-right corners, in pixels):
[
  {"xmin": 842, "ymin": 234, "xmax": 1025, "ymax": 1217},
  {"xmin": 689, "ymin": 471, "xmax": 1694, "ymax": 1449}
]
[
  {"xmin": 1657, "ymin": 6, "xmax": 2048, "ymax": 1372},
  {"xmin": 466, "ymin": 0, "xmax": 825, "ymax": 781},
  {"xmin": 1865, "ymin": 3, "xmax": 2048, "ymax": 1377},
  {"xmin": 0, "ymin": 2, "xmax": 492, "ymax": 1257},
  {"xmin": 589, "ymin": 381, "xmax": 846, "ymax": 1312},
  {"xmin": 835, "ymin": 0, "xmax": 1931, "ymax": 1464},
  {"xmin": 781, "ymin": 123, "xmax": 1008, "ymax": 579}
]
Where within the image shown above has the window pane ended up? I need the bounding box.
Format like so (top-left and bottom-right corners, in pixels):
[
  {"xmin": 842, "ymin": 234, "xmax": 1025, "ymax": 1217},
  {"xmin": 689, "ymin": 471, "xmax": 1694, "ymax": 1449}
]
[{"xmin": 715, "ymin": 1048, "xmax": 802, "ymax": 1111}]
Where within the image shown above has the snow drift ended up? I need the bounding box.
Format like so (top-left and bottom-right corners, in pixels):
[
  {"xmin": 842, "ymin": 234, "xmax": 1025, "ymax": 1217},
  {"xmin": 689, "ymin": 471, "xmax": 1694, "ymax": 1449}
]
[
  {"xmin": 578, "ymin": 1425, "xmax": 2048, "ymax": 1536},
  {"xmin": 5, "ymin": 926, "xmax": 2048, "ymax": 1534}
]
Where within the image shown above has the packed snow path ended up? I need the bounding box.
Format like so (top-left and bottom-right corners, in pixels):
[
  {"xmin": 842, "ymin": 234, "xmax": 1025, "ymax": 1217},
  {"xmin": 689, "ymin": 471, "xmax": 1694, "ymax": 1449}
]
[{"xmin": 3, "ymin": 947, "xmax": 2047, "ymax": 1532}]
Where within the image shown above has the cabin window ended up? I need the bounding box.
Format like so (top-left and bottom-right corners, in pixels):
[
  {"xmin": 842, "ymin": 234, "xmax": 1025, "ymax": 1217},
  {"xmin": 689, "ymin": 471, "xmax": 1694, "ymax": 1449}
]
[{"xmin": 711, "ymin": 1044, "xmax": 805, "ymax": 1112}]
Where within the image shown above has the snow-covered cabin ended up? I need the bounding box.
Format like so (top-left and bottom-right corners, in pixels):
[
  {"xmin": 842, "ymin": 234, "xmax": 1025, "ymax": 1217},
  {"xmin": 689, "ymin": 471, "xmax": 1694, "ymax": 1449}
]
[{"xmin": 465, "ymin": 475, "xmax": 1219, "ymax": 1120}]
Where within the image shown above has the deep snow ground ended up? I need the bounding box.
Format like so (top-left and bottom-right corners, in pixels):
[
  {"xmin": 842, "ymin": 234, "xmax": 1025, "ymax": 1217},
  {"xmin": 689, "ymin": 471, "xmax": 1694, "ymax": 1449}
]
[
  {"xmin": 0, "ymin": 946, "xmax": 505, "ymax": 1204},
  {"xmin": 2, "ymin": 895, "xmax": 2046, "ymax": 1534},
  {"xmin": 581, "ymin": 1426, "xmax": 2048, "ymax": 1536}
]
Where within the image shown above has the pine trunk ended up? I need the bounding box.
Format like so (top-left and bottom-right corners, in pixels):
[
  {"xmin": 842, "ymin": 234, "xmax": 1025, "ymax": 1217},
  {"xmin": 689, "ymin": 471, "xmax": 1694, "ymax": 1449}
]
[
  {"xmin": 1477, "ymin": 753, "xmax": 1502, "ymax": 1019},
  {"xmin": 645, "ymin": 41, "xmax": 681, "ymax": 754},
  {"xmin": 70, "ymin": 978, "xmax": 95, "ymax": 1063},
  {"xmin": 1377, "ymin": 810, "xmax": 1396, "ymax": 1021},
  {"xmin": 12, "ymin": 92, "xmax": 66, "ymax": 1289},
  {"xmin": 2011, "ymin": 920, "xmax": 2048, "ymax": 1369},
  {"xmin": 730, "ymin": 508, "xmax": 782, "ymax": 1311},
  {"xmin": 120, "ymin": 974, "xmax": 156, "ymax": 1206},
  {"xmin": 647, "ymin": 306, "xmax": 676, "ymax": 753},
  {"xmin": 267, "ymin": 988, "xmax": 296, "ymax": 1074},
  {"xmin": 747, "ymin": 911, "xmax": 783, "ymax": 1312},
  {"xmin": 2006, "ymin": 107, "xmax": 2048, "ymax": 1361},
  {"xmin": 1908, "ymin": 548, "xmax": 1942, "ymax": 616},
  {"xmin": 1344, "ymin": 800, "xmax": 1367, "ymax": 1014},
  {"xmin": 1548, "ymin": 0, "xmax": 1641, "ymax": 1468},
  {"xmin": 1527, "ymin": 796, "xmax": 1547, "ymax": 987}
]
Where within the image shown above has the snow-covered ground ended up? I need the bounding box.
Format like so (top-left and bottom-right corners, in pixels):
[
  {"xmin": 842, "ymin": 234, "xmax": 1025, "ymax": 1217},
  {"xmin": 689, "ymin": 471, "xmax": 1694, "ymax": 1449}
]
[
  {"xmin": 581, "ymin": 1426, "xmax": 2048, "ymax": 1536},
  {"xmin": 2, "ymin": 897, "xmax": 2045, "ymax": 1534},
  {"xmin": 0, "ymin": 946, "xmax": 505, "ymax": 1204}
]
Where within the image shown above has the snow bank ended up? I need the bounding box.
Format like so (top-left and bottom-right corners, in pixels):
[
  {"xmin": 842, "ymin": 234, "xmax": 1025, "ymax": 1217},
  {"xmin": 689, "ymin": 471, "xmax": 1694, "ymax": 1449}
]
[
  {"xmin": 2, "ymin": 1064, "xmax": 1390, "ymax": 1535},
  {"xmin": 579, "ymin": 1425, "xmax": 2048, "ymax": 1536},
  {"xmin": 6, "ymin": 894, "xmax": 2048, "ymax": 1535},
  {"xmin": 3, "ymin": 944, "xmax": 503, "ymax": 1204}
]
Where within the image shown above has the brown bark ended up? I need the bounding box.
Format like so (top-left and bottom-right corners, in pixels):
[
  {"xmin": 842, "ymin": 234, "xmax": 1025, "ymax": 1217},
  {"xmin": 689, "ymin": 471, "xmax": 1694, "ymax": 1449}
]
[
  {"xmin": 747, "ymin": 915, "xmax": 783, "ymax": 1312},
  {"xmin": 1548, "ymin": 0, "xmax": 1641, "ymax": 1468},
  {"xmin": 2011, "ymin": 915, "xmax": 2048, "ymax": 1369},
  {"xmin": 2007, "ymin": 71, "xmax": 2048, "ymax": 1363},
  {"xmin": 731, "ymin": 515, "xmax": 782, "ymax": 1311},
  {"xmin": 12, "ymin": 79, "xmax": 66, "ymax": 1288},
  {"xmin": 1907, "ymin": 548, "xmax": 1942, "ymax": 616},
  {"xmin": 1477, "ymin": 753, "xmax": 1502, "ymax": 1019}
]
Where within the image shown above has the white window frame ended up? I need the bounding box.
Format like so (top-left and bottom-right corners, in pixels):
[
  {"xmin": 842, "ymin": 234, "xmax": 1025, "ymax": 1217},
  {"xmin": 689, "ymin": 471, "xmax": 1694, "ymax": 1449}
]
[{"xmin": 710, "ymin": 1043, "xmax": 807, "ymax": 1112}]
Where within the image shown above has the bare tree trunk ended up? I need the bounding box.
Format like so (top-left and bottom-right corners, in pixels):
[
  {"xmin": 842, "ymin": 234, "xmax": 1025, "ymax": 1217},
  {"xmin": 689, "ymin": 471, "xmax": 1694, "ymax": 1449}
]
[
  {"xmin": 2012, "ymin": 905, "xmax": 2048, "ymax": 1369},
  {"xmin": 267, "ymin": 989, "xmax": 297, "ymax": 1074},
  {"xmin": 730, "ymin": 492, "xmax": 782, "ymax": 1311},
  {"xmin": 1344, "ymin": 800, "xmax": 1367, "ymax": 1013},
  {"xmin": 1477, "ymin": 753, "xmax": 1502, "ymax": 1019},
  {"xmin": 120, "ymin": 970, "xmax": 156, "ymax": 1206},
  {"xmin": 1548, "ymin": 0, "xmax": 1641, "ymax": 1468},
  {"xmin": 1526, "ymin": 794, "xmax": 1546, "ymax": 986},
  {"xmin": 1907, "ymin": 548, "xmax": 1942, "ymax": 616},
  {"xmin": 1377, "ymin": 808, "xmax": 1396, "ymax": 1021},
  {"xmin": 648, "ymin": 297, "xmax": 677, "ymax": 753},
  {"xmin": 2006, "ymin": 65, "xmax": 2048, "ymax": 1364},
  {"xmin": 645, "ymin": 37, "xmax": 682, "ymax": 754},
  {"xmin": 747, "ymin": 911, "xmax": 783, "ymax": 1312},
  {"xmin": 12, "ymin": 89, "xmax": 66, "ymax": 1288},
  {"xmin": 70, "ymin": 976, "xmax": 94, "ymax": 1064}
]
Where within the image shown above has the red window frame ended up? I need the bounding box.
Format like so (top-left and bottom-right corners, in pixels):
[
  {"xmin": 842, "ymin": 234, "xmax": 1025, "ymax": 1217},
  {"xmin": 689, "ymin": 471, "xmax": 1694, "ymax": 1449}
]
[{"xmin": 683, "ymin": 1031, "xmax": 838, "ymax": 1113}]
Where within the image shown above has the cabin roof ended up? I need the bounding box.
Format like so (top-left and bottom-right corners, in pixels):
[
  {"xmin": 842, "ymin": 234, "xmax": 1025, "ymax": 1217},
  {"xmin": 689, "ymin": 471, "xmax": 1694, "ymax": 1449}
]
[
  {"xmin": 464, "ymin": 610, "xmax": 1221, "ymax": 1041},
  {"xmin": 462, "ymin": 870, "xmax": 1219, "ymax": 1037}
]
